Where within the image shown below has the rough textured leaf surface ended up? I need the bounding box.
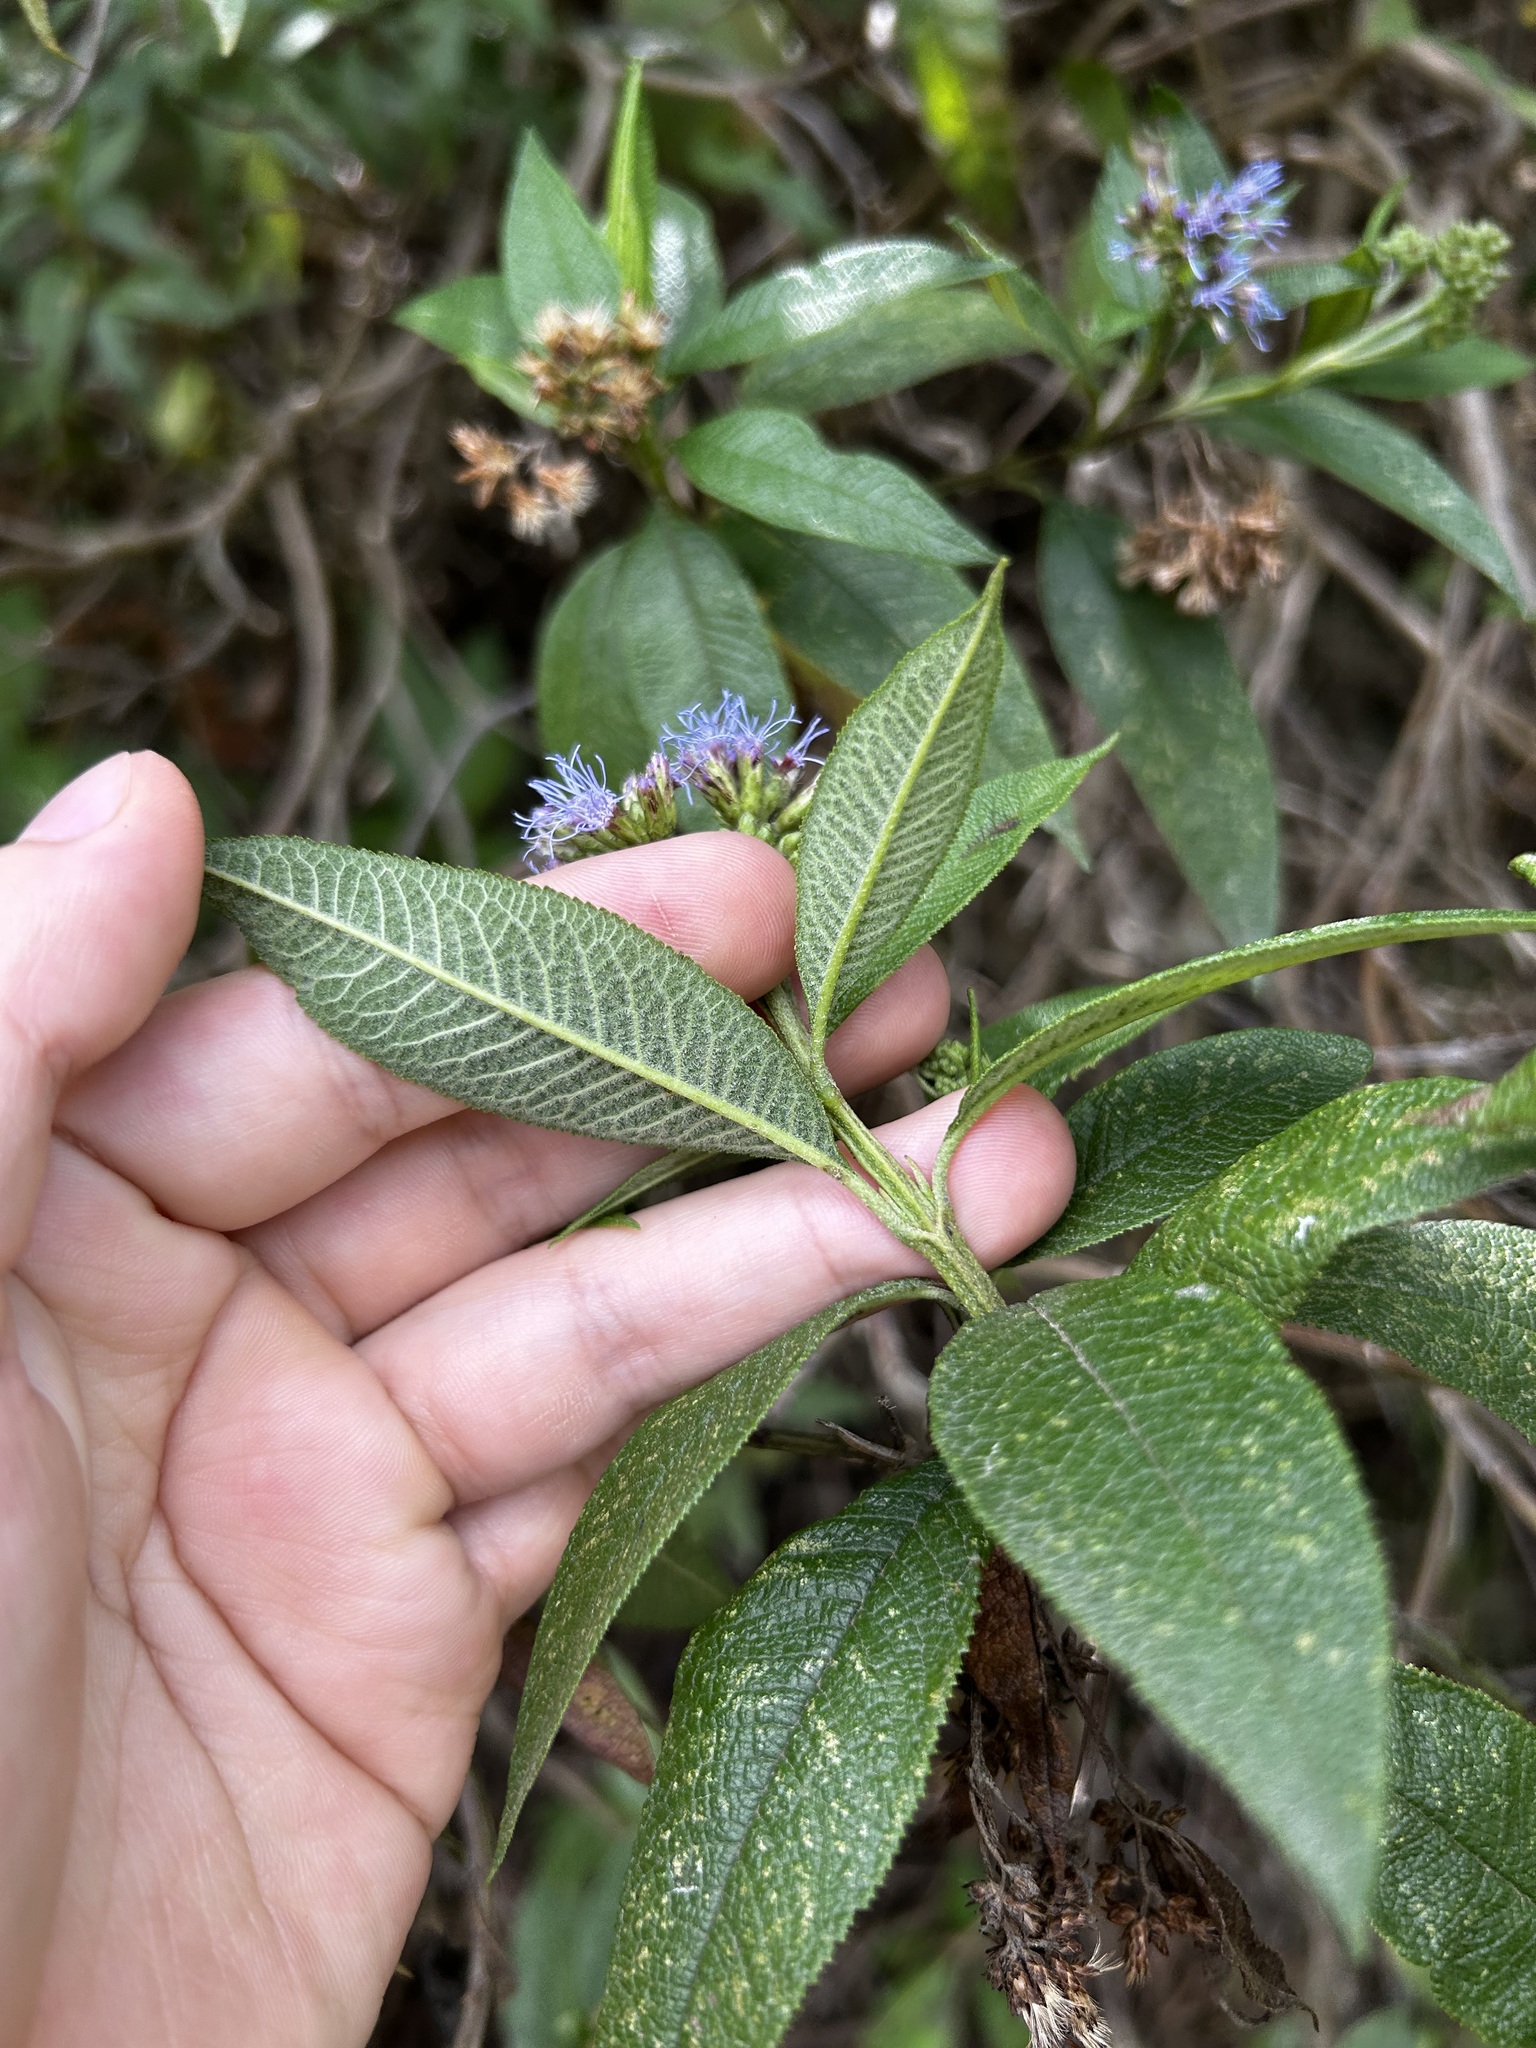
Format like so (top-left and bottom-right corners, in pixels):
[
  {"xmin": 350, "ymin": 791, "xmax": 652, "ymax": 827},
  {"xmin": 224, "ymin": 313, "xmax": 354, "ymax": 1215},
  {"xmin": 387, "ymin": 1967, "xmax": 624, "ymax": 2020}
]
[
  {"xmin": 797, "ymin": 572, "xmax": 1003, "ymax": 1038},
  {"xmin": 501, "ymin": 131, "xmax": 620, "ymax": 338},
  {"xmin": 494, "ymin": 1283, "xmax": 944, "ymax": 1863},
  {"xmin": 929, "ymin": 1280, "xmax": 1390, "ymax": 1936},
  {"xmin": 1038, "ymin": 500, "xmax": 1278, "ymax": 944},
  {"xmin": 676, "ymin": 410, "xmax": 992, "ymax": 567},
  {"xmin": 537, "ymin": 512, "xmax": 783, "ymax": 780},
  {"xmin": 653, "ymin": 186, "xmax": 723, "ymax": 363},
  {"xmin": 202, "ymin": 837, "xmax": 833, "ymax": 1162},
  {"xmin": 596, "ymin": 1462, "xmax": 983, "ymax": 2048},
  {"xmin": 1138, "ymin": 1077, "xmax": 1536, "ymax": 1321},
  {"xmin": 1030, "ymin": 1029, "xmax": 1374, "ymax": 1258},
  {"xmin": 667, "ymin": 239, "xmax": 998, "ymax": 372},
  {"xmin": 1297, "ymin": 1221, "xmax": 1536, "ymax": 1439},
  {"xmin": 1213, "ymin": 389, "xmax": 1520, "ymax": 603},
  {"xmin": 1375, "ymin": 1666, "xmax": 1536, "ymax": 2048},
  {"xmin": 835, "ymin": 748, "xmax": 1106, "ymax": 1019}
]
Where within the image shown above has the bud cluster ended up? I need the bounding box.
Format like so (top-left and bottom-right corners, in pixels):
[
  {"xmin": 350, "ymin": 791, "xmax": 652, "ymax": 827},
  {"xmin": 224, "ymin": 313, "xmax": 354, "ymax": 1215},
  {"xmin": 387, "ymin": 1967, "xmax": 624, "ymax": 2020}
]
[
  {"xmin": 1117, "ymin": 485, "xmax": 1288, "ymax": 616},
  {"xmin": 1111, "ymin": 158, "xmax": 1288, "ymax": 349},
  {"xmin": 515, "ymin": 292, "xmax": 669, "ymax": 452},
  {"xmin": 449, "ymin": 424, "xmax": 597, "ymax": 543},
  {"xmin": 1380, "ymin": 218, "xmax": 1511, "ymax": 344}
]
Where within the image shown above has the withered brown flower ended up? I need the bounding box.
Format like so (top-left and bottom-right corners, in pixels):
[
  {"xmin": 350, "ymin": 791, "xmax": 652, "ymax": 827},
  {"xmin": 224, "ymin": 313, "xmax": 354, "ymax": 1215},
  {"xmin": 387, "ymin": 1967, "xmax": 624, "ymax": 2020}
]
[
  {"xmin": 515, "ymin": 290, "xmax": 669, "ymax": 452},
  {"xmin": 448, "ymin": 424, "xmax": 597, "ymax": 543},
  {"xmin": 1118, "ymin": 486, "xmax": 1288, "ymax": 615}
]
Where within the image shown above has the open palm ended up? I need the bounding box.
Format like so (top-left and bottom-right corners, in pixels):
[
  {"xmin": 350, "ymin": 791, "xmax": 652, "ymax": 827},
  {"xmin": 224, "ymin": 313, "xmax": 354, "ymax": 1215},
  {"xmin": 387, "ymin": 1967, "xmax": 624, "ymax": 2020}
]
[{"xmin": 1, "ymin": 753, "xmax": 1072, "ymax": 2048}]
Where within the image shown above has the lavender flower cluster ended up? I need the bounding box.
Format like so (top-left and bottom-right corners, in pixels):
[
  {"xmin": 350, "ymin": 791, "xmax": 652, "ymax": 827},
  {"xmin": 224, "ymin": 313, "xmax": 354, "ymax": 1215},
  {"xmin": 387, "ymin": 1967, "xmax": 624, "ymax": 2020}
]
[
  {"xmin": 516, "ymin": 694, "xmax": 828, "ymax": 870},
  {"xmin": 1112, "ymin": 158, "xmax": 1288, "ymax": 349}
]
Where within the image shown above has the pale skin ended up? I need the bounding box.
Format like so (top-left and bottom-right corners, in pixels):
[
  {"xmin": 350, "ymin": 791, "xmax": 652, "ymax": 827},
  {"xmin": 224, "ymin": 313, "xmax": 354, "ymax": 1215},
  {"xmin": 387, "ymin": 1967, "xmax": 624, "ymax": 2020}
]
[{"xmin": 0, "ymin": 751, "xmax": 1076, "ymax": 2048}]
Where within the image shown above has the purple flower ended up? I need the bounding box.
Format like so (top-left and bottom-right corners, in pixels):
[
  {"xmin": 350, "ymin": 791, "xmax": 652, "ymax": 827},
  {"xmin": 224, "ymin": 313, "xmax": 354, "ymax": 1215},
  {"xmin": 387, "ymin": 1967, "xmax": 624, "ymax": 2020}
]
[
  {"xmin": 515, "ymin": 747, "xmax": 617, "ymax": 869},
  {"xmin": 1114, "ymin": 156, "xmax": 1288, "ymax": 342},
  {"xmin": 1192, "ymin": 264, "xmax": 1283, "ymax": 348},
  {"xmin": 661, "ymin": 695, "xmax": 826, "ymax": 789}
]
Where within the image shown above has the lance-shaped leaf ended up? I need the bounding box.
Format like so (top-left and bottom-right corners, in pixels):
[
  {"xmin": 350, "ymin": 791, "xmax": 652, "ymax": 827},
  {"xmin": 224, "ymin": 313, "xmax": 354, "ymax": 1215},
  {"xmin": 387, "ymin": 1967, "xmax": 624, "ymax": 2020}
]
[
  {"xmin": 929, "ymin": 1279, "xmax": 1391, "ymax": 1937},
  {"xmin": 202, "ymin": 837, "xmax": 834, "ymax": 1164},
  {"xmin": 797, "ymin": 568, "xmax": 1005, "ymax": 1041},
  {"xmin": 740, "ymin": 288, "xmax": 1027, "ymax": 413},
  {"xmin": 1211, "ymin": 389, "xmax": 1521, "ymax": 606},
  {"xmin": 537, "ymin": 512, "xmax": 783, "ymax": 781},
  {"xmin": 595, "ymin": 1462, "xmax": 983, "ymax": 2048},
  {"xmin": 492, "ymin": 1281, "xmax": 948, "ymax": 1863},
  {"xmin": 942, "ymin": 902, "xmax": 1536, "ymax": 1157},
  {"xmin": 953, "ymin": 221, "xmax": 1096, "ymax": 380},
  {"xmin": 20, "ymin": 0, "xmax": 68, "ymax": 59},
  {"xmin": 603, "ymin": 62, "xmax": 657, "ymax": 302},
  {"xmin": 676, "ymin": 410, "xmax": 993, "ymax": 567},
  {"xmin": 832, "ymin": 745, "xmax": 1109, "ymax": 1021},
  {"xmin": 1375, "ymin": 1665, "xmax": 1536, "ymax": 2048},
  {"xmin": 393, "ymin": 275, "xmax": 547, "ymax": 419},
  {"xmin": 653, "ymin": 186, "xmax": 723, "ymax": 365},
  {"xmin": 1030, "ymin": 1029, "xmax": 1375, "ymax": 1259},
  {"xmin": 1038, "ymin": 500, "xmax": 1279, "ymax": 945},
  {"xmin": 1296, "ymin": 1221, "xmax": 1536, "ymax": 1440},
  {"xmin": 1137, "ymin": 1073, "xmax": 1536, "ymax": 1322},
  {"xmin": 667, "ymin": 239, "xmax": 1000, "ymax": 373},
  {"xmin": 1333, "ymin": 336, "xmax": 1533, "ymax": 400},
  {"xmin": 501, "ymin": 130, "xmax": 620, "ymax": 339}
]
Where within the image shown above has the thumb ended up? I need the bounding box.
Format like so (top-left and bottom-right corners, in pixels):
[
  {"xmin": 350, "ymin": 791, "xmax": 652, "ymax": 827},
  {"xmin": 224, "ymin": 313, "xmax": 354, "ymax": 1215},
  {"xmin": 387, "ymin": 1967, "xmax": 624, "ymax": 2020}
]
[
  {"xmin": 0, "ymin": 750, "xmax": 205, "ymax": 1269},
  {"xmin": 0, "ymin": 750, "xmax": 202, "ymax": 2044}
]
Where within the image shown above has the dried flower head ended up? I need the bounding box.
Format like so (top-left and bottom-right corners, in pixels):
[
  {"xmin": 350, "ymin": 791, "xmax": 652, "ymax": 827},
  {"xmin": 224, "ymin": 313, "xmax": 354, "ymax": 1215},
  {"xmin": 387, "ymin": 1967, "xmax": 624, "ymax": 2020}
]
[
  {"xmin": 516, "ymin": 290, "xmax": 669, "ymax": 452},
  {"xmin": 660, "ymin": 693, "xmax": 828, "ymax": 859},
  {"xmin": 969, "ymin": 1862, "xmax": 1114, "ymax": 2048},
  {"xmin": 514, "ymin": 746, "xmax": 679, "ymax": 870},
  {"xmin": 1118, "ymin": 485, "xmax": 1288, "ymax": 615},
  {"xmin": 449, "ymin": 424, "xmax": 598, "ymax": 545}
]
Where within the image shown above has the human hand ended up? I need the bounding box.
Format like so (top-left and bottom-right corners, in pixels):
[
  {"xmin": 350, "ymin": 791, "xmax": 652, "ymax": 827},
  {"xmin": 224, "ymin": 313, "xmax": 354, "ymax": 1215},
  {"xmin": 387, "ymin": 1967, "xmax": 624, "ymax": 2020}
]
[{"xmin": 1, "ymin": 752, "xmax": 1074, "ymax": 2048}]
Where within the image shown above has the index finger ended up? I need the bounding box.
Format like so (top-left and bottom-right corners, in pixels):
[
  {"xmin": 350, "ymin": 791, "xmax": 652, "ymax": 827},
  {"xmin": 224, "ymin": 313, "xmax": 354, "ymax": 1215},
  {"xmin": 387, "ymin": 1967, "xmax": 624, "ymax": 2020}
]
[{"xmin": 57, "ymin": 833, "xmax": 798, "ymax": 1233}]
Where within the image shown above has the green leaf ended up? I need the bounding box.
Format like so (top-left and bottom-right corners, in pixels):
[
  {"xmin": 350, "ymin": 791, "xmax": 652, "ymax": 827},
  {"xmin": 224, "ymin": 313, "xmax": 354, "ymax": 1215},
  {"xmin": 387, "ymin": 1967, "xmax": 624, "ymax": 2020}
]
[
  {"xmin": 603, "ymin": 62, "xmax": 657, "ymax": 302},
  {"xmin": 200, "ymin": 0, "xmax": 247, "ymax": 55},
  {"xmin": 953, "ymin": 221, "xmax": 1096, "ymax": 380},
  {"xmin": 1333, "ymin": 336, "xmax": 1534, "ymax": 399},
  {"xmin": 1262, "ymin": 260, "xmax": 1368, "ymax": 311},
  {"xmin": 667, "ymin": 241, "xmax": 1001, "ymax": 374},
  {"xmin": 653, "ymin": 185, "xmax": 724, "ymax": 365},
  {"xmin": 1137, "ymin": 1076, "xmax": 1536, "ymax": 1322},
  {"xmin": 739, "ymin": 287, "xmax": 1025, "ymax": 413},
  {"xmin": 19, "ymin": 0, "xmax": 68, "ymax": 60},
  {"xmin": 595, "ymin": 1462, "xmax": 983, "ymax": 2048},
  {"xmin": 1057, "ymin": 58, "xmax": 1132, "ymax": 151},
  {"xmin": 718, "ymin": 519, "xmax": 1082, "ymax": 854},
  {"xmin": 1090, "ymin": 147, "xmax": 1164, "ymax": 317},
  {"xmin": 1296, "ymin": 1221, "xmax": 1536, "ymax": 1439},
  {"xmin": 616, "ymin": 1525, "xmax": 735, "ymax": 1630},
  {"xmin": 537, "ymin": 511, "xmax": 784, "ymax": 782},
  {"xmin": 929, "ymin": 1279, "xmax": 1390, "ymax": 1935},
  {"xmin": 797, "ymin": 568, "xmax": 1005, "ymax": 1040},
  {"xmin": 1375, "ymin": 1665, "xmax": 1536, "ymax": 2047},
  {"xmin": 552, "ymin": 1149, "xmax": 714, "ymax": 1243},
  {"xmin": 833, "ymin": 745, "xmax": 1110, "ymax": 1019},
  {"xmin": 493, "ymin": 1282, "xmax": 948, "ymax": 1860},
  {"xmin": 950, "ymin": 904, "xmax": 1536, "ymax": 1147},
  {"xmin": 201, "ymin": 837, "xmax": 834, "ymax": 1165},
  {"xmin": 392, "ymin": 276, "xmax": 547, "ymax": 416},
  {"xmin": 1211, "ymin": 389, "xmax": 1522, "ymax": 605},
  {"xmin": 1030, "ymin": 1028, "xmax": 1375, "ymax": 1260},
  {"xmin": 501, "ymin": 129, "xmax": 620, "ymax": 340},
  {"xmin": 1037, "ymin": 500, "xmax": 1278, "ymax": 945},
  {"xmin": 676, "ymin": 410, "xmax": 993, "ymax": 567},
  {"xmin": 1157, "ymin": 100, "xmax": 1229, "ymax": 195}
]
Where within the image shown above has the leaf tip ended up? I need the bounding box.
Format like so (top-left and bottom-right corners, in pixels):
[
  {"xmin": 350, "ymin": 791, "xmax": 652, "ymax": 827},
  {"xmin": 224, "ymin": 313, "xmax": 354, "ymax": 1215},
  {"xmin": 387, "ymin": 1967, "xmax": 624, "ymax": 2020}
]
[{"xmin": 1511, "ymin": 852, "xmax": 1536, "ymax": 892}]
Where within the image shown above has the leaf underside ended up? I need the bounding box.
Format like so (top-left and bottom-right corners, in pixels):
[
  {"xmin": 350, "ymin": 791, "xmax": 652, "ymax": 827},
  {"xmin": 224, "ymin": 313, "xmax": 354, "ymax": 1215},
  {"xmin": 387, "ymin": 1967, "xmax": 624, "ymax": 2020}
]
[{"xmin": 202, "ymin": 837, "xmax": 833, "ymax": 1164}]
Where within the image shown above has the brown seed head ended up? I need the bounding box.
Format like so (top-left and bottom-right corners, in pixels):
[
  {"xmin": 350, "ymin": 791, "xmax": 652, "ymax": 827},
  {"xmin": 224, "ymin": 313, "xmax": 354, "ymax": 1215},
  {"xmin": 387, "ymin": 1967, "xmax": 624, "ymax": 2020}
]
[{"xmin": 1119, "ymin": 486, "xmax": 1289, "ymax": 614}]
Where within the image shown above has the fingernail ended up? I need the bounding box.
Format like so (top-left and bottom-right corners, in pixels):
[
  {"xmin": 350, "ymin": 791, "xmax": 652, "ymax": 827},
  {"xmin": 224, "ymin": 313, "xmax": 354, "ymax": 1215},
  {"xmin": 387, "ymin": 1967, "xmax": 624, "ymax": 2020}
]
[{"xmin": 20, "ymin": 753, "xmax": 133, "ymax": 844}]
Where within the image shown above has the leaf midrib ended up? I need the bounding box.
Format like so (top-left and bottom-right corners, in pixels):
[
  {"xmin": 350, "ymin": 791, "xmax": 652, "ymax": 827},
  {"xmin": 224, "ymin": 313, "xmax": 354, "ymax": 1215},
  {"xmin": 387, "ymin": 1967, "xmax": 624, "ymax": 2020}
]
[
  {"xmin": 1029, "ymin": 1295, "xmax": 1354, "ymax": 1737},
  {"xmin": 811, "ymin": 595, "xmax": 994, "ymax": 1043},
  {"xmin": 206, "ymin": 861, "xmax": 833, "ymax": 1167},
  {"xmin": 1391, "ymin": 1784, "xmax": 1536, "ymax": 1922},
  {"xmin": 665, "ymin": 1497, "xmax": 953, "ymax": 2048}
]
